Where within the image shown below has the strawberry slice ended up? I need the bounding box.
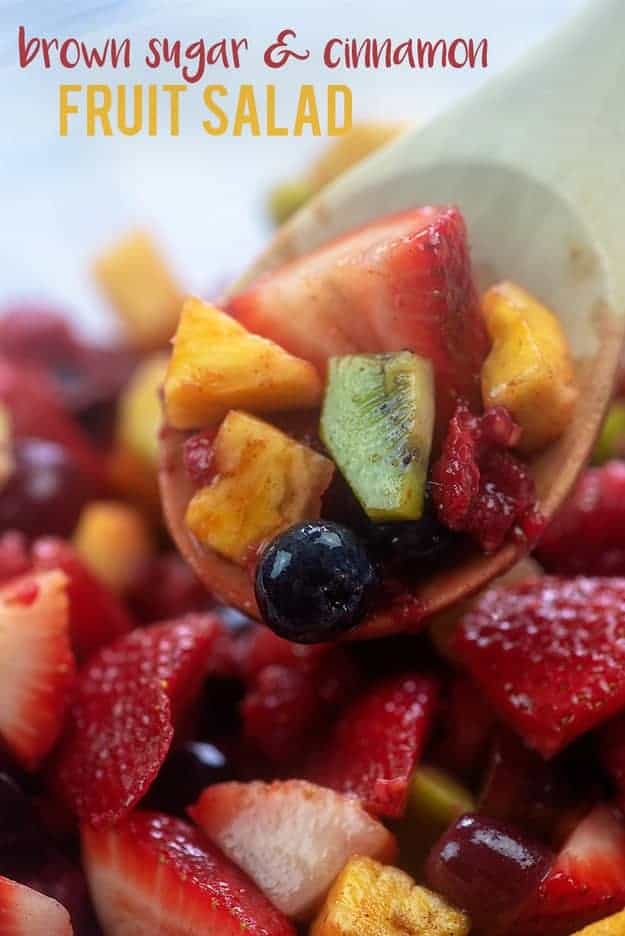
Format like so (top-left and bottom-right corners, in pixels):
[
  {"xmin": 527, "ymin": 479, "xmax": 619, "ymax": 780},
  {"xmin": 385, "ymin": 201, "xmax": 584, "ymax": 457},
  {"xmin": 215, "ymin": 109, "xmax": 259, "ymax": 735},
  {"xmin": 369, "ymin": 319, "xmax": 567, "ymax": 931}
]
[
  {"xmin": 82, "ymin": 810, "xmax": 295, "ymax": 935},
  {"xmin": 32, "ymin": 537, "xmax": 133, "ymax": 661},
  {"xmin": 516, "ymin": 804, "xmax": 625, "ymax": 935},
  {"xmin": 306, "ymin": 672, "xmax": 439, "ymax": 817},
  {"xmin": 455, "ymin": 578, "xmax": 625, "ymax": 757},
  {"xmin": 52, "ymin": 614, "xmax": 219, "ymax": 826},
  {"xmin": 0, "ymin": 570, "xmax": 74, "ymax": 770},
  {"xmin": 228, "ymin": 206, "xmax": 489, "ymax": 418},
  {"xmin": 0, "ymin": 876, "xmax": 73, "ymax": 936},
  {"xmin": 190, "ymin": 779, "xmax": 396, "ymax": 919}
]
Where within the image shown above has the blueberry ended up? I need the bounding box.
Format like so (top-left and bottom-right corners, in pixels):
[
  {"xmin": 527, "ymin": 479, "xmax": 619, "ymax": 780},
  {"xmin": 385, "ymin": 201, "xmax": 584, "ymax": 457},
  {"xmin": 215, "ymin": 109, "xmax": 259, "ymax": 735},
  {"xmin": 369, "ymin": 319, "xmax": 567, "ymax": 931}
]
[{"xmin": 255, "ymin": 521, "xmax": 378, "ymax": 644}]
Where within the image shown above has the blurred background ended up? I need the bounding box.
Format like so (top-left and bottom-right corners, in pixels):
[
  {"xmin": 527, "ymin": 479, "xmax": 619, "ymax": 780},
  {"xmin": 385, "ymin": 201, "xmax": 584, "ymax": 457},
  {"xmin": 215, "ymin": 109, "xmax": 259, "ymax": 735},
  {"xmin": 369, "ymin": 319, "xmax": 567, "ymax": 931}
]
[{"xmin": 0, "ymin": 0, "xmax": 587, "ymax": 339}]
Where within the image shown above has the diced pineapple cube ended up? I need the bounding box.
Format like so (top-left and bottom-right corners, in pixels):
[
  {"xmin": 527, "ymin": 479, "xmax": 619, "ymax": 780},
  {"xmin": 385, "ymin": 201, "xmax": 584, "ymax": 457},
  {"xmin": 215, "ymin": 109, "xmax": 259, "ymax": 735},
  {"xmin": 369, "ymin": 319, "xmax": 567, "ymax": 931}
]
[
  {"xmin": 311, "ymin": 855, "xmax": 470, "ymax": 936},
  {"xmin": 481, "ymin": 281, "xmax": 578, "ymax": 453},
  {"xmin": 73, "ymin": 500, "xmax": 154, "ymax": 592},
  {"xmin": 185, "ymin": 411, "xmax": 333, "ymax": 564},
  {"xmin": 117, "ymin": 354, "xmax": 168, "ymax": 468},
  {"xmin": 572, "ymin": 909, "xmax": 625, "ymax": 934},
  {"xmin": 164, "ymin": 298, "xmax": 322, "ymax": 430},
  {"xmin": 92, "ymin": 230, "xmax": 183, "ymax": 349}
]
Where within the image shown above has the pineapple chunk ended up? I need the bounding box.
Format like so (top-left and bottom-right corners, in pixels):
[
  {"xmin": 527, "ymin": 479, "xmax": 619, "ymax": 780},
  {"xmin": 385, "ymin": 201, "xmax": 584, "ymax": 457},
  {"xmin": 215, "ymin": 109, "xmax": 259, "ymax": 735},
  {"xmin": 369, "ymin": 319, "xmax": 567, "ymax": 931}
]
[
  {"xmin": 311, "ymin": 856, "xmax": 470, "ymax": 936},
  {"xmin": 117, "ymin": 354, "xmax": 168, "ymax": 468},
  {"xmin": 92, "ymin": 230, "xmax": 183, "ymax": 349},
  {"xmin": 73, "ymin": 500, "xmax": 154, "ymax": 591},
  {"xmin": 481, "ymin": 281, "xmax": 578, "ymax": 453},
  {"xmin": 164, "ymin": 298, "xmax": 322, "ymax": 430},
  {"xmin": 185, "ymin": 411, "xmax": 333, "ymax": 564},
  {"xmin": 572, "ymin": 910, "xmax": 625, "ymax": 935}
]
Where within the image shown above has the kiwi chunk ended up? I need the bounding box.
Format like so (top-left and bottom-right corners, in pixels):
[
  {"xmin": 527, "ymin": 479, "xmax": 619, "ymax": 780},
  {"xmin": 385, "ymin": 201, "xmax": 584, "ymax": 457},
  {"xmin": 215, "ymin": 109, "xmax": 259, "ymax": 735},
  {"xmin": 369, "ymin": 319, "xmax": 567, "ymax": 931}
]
[{"xmin": 320, "ymin": 352, "xmax": 434, "ymax": 521}]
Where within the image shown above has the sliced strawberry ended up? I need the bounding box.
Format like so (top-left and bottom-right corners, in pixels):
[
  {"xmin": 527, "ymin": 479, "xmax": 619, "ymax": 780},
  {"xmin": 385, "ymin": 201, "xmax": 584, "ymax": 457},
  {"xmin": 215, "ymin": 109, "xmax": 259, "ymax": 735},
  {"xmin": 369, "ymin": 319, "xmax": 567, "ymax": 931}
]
[
  {"xmin": 82, "ymin": 810, "xmax": 295, "ymax": 935},
  {"xmin": 32, "ymin": 537, "xmax": 133, "ymax": 661},
  {"xmin": 0, "ymin": 571, "xmax": 74, "ymax": 770},
  {"xmin": 516, "ymin": 804, "xmax": 625, "ymax": 935},
  {"xmin": 52, "ymin": 615, "xmax": 219, "ymax": 826},
  {"xmin": 455, "ymin": 578, "xmax": 625, "ymax": 758},
  {"xmin": 306, "ymin": 672, "xmax": 439, "ymax": 817},
  {"xmin": 0, "ymin": 875, "xmax": 73, "ymax": 936},
  {"xmin": 228, "ymin": 206, "xmax": 489, "ymax": 419},
  {"xmin": 190, "ymin": 779, "xmax": 396, "ymax": 919}
]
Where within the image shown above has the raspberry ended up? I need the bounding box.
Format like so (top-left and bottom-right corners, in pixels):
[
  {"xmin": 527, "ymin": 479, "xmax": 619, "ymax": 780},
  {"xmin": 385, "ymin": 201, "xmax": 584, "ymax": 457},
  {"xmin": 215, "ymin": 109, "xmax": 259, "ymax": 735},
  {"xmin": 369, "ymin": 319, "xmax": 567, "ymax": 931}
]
[
  {"xmin": 183, "ymin": 429, "xmax": 217, "ymax": 487},
  {"xmin": 538, "ymin": 461, "xmax": 625, "ymax": 575},
  {"xmin": 432, "ymin": 402, "xmax": 541, "ymax": 552},
  {"xmin": 456, "ymin": 577, "xmax": 625, "ymax": 756}
]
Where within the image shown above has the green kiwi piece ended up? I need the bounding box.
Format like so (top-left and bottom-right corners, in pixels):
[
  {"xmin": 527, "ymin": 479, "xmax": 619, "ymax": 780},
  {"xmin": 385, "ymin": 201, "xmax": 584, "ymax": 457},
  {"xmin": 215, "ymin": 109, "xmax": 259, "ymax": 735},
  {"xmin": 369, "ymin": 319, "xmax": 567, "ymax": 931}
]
[{"xmin": 320, "ymin": 351, "xmax": 435, "ymax": 521}]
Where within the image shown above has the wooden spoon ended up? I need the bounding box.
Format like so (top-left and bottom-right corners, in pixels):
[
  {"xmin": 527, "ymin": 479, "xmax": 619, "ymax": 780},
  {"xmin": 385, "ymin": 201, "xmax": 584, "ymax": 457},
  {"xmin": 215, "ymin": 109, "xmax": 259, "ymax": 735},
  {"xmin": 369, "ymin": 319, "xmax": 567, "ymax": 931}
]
[{"xmin": 160, "ymin": 0, "xmax": 625, "ymax": 636}]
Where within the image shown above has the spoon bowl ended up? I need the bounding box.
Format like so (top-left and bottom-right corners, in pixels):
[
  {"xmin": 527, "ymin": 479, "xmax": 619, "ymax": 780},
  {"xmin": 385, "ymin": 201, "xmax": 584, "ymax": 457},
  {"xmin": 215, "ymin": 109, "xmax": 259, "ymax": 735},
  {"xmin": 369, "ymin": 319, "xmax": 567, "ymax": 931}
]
[{"xmin": 160, "ymin": 0, "xmax": 625, "ymax": 635}]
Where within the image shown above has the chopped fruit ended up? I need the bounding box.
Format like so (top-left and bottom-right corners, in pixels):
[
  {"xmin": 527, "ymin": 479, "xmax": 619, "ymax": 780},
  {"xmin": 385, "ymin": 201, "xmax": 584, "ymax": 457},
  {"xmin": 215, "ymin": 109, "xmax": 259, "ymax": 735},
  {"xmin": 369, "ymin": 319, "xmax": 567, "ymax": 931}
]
[
  {"xmin": 190, "ymin": 780, "xmax": 396, "ymax": 919},
  {"xmin": 0, "ymin": 439, "xmax": 94, "ymax": 539},
  {"xmin": 455, "ymin": 577, "xmax": 625, "ymax": 757},
  {"xmin": 517, "ymin": 804, "xmax": 625, "ymax": 935},
  {"xmin": 82, "ymin": 811, "xmax": 295, "ymax": 936},
  {"xmin": 185, "ymin": 411, "xmax": 334, "ymax": 564},
  {"xmin": 537, "ymin": 462, "xmax": 625, "ymax": 575},
  {"xmin": 32, "ymin": 537, "xmax": 133, "ymax": 661},
  {"xmin": 51, "ymin": 615, "xmax": 219, "ymax": 825},
  {"xmin": 164, "ymin": 298, "xmax": 322, "ymax": 430},
  {"xmin": 115, "ymin": 353, "xmax": 167, "ymax": 468},
  {"xmin": 572, "ymin": 909, "xmax": 625, "ymax": 935},
  {"xmin": 183, "ymin": 428, "xmax": 217, "ymax": 487},
  {"xmin": 92, "ymin": 229, "xmax": 184, "ymax": 349},
  {"xmin": 0, "ymin": 876, "xmax": 73, "ymax": 936},
  {"xmin": 320, "ymin": 352, "xmax": 434, "ymax": 521},
  {"xmin": 255, "ymin": 520, "xmax": 378, "ymax": 643},
  {"xmin": 311, "ymin": 855, "xmax": 470, "ymax": 936},
  {"xmin": 426, "ymin": 814, "xmax": 552, "ymax": 933},
  {"xmin": 432, "ymin": 403, "xmax": 541, "ymax": 553},
  {"xmin": 72, "ymin": 500, "xmax": 154, "ymax": 592},
  {"xmin": 228, "ymin": 206, "xmax": 489, "ymax": 419},
  {"xmin": 268, "ymin": 122, "xmax": 407, "ymax": 225},
  {"xmin": 308, "ymin": 673, "xmax": 439, "ymax": 817},
  {"xmin": 481, "ymin": 281, "xmax": 577, "ymax": 453},
  {"xmin": 0, "ymin": 571, "xmax": 73, "ymax": 770}
]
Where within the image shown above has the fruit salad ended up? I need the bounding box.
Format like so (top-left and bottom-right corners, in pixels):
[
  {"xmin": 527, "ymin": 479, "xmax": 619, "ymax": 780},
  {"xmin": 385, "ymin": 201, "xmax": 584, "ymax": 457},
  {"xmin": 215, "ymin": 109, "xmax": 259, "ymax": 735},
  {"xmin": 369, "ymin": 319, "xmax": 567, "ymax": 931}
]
[
  {"xmin": 3, "ymin": 130, "xmax": 625, "ymax": 936},
  {"xmin": 162, "ymin": 206, "xmax": 577, "ymax": 644}
]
